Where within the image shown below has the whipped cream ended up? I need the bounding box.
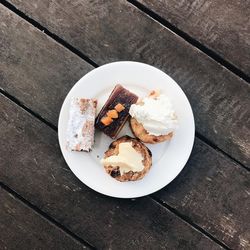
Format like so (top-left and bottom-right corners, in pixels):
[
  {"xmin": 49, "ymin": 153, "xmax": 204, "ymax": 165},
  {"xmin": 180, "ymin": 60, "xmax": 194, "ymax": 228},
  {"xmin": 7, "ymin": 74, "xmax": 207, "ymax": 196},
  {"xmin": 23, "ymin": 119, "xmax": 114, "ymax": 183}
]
[
  {"xmin": 129, "ymin": 94, "xmax": 178, "ymax": 136},
  {"xmin": 101, "ymin": 142, "xmax": 144, "ymax": 175}
]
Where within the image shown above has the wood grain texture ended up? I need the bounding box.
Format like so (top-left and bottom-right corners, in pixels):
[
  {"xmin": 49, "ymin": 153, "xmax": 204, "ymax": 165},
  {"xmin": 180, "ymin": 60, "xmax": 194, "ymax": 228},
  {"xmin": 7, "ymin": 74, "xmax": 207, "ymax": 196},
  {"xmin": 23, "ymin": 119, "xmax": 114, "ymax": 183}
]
[
  {"xmin": 0, "ymin": 188, "xmax": 88, "ymax": 250},
  {"xmin": 154, "ymin": 139, "xmax": 250, "ymax": 249},
  {"xmin": 0, "ymin": 5, "xmax": 93, "ymax": 126},
  {"xmin": 4, "ymin": 0, "xmax": 250, "ymax": 166},
  {"xmin": 138, "ymin": 0, "xmax": 250, "ymax": 76},
  {"xmin": 0, "ymin": 5, "xmax": 249, "ymax": 248},
  {"xmin": 0, "ymin": 94, "xmax": 222, "ymax": 250}
]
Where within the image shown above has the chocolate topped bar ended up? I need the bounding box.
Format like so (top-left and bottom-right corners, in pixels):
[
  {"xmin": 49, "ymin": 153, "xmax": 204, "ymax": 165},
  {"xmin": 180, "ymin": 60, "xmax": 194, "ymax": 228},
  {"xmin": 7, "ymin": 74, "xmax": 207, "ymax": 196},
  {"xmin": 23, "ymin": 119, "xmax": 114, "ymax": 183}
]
[{"xmin": 95, "ymin": 84, "xmax": 138, "ymax": 138}]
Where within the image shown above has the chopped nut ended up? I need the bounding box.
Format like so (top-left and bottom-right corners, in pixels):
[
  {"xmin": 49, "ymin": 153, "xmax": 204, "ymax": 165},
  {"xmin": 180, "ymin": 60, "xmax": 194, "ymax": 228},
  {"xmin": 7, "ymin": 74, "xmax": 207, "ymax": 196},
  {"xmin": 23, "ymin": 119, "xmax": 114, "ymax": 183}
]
[
  {"xmin": 101, "ymin": 116, "xmax": 113, "ymax": 126},
  {"xmin": 107, "ymin": 109, "xmax": 118, "ymax": 118},
  {"xmin": 114, "ymin": 103, "xmax": 125, "ymax": 112}
]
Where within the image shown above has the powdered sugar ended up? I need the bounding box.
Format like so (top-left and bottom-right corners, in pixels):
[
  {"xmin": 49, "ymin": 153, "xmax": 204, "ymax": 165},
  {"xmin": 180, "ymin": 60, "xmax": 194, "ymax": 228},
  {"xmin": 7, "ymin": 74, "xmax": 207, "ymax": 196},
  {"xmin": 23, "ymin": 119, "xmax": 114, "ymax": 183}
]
[{"xmin": 67, "ymin": 98, "xmax": 97, "ymax": 151}]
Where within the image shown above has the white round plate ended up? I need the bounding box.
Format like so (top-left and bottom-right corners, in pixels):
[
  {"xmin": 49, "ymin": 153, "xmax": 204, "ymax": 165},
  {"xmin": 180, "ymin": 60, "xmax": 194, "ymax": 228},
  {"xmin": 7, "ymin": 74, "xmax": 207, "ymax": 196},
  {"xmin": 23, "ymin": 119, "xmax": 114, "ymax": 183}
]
[{"xmin": 58, "ymin": 61, "xmax": 195, "ymax": 198}]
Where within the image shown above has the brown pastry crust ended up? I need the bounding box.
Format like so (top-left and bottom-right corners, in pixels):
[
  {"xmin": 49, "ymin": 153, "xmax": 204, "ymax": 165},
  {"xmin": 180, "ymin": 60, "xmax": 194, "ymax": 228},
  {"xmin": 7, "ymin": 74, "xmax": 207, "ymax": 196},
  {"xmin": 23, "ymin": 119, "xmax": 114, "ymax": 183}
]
[
  {"xmin": 103, "ymin": 136, "xmax": 152, "ymax": 182},
  {"xmin": 130, "ymin": 117, "xmax": 173, "ymax": 144}
]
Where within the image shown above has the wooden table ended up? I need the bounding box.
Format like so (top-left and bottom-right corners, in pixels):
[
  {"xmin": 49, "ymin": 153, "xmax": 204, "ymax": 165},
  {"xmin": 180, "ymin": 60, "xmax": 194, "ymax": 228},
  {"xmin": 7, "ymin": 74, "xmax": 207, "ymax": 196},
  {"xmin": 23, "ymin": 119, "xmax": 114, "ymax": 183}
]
[{"xmin": 1, "ymin": 1, "xmax": 249, "ymax": 249}]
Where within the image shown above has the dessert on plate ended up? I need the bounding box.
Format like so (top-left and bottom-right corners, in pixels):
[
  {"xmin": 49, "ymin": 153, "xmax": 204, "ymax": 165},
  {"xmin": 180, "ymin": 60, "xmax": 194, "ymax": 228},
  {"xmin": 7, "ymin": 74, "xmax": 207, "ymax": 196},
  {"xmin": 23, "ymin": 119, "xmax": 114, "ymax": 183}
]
[
  {"xmin": 101, "ymin": 136, "xmax": 152, "ymax": 182},
  {"xmin": 129, "ymin": 91, "xmax": 178, "ymax": 144},
  {"xmin": 95, "ymin": 84, "xmax": 138, "ymax": 139},
  {"xmin": 66, "ymin": 87, "xmax": 178, "ymax": 181},
  {"xmin": 67, "ymin": 98, "xmax": 97, "ymax": 152}
]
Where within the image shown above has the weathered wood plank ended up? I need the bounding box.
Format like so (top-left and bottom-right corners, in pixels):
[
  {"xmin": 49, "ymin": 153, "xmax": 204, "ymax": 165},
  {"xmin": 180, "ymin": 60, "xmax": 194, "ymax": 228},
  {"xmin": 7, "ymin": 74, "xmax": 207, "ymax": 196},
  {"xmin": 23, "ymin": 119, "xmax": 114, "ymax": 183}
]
[
  {"xmin": 0, "ymin": 5, "xmax": 93, "ymax": 126},
  {"xmin": 0, "ymin": 5, "xmax": 249, "ymax": 248},
  {"xmin": 0, "ymin": 188, "xmax": 88, "ymax": 250},
  {"xmin": 0, "ymin": 94, "xmax": 222, "ymax": 250},
  {"xmin": 3, "ymin": 1, "xmax": 250, "ymax": 166},
  {"xmin": 154, "ymin": 139, "xmax": 250, "ymax": 249},
  {"xmin": 138, "ymin": 0, "xmax": 250, "ymax": 76}
]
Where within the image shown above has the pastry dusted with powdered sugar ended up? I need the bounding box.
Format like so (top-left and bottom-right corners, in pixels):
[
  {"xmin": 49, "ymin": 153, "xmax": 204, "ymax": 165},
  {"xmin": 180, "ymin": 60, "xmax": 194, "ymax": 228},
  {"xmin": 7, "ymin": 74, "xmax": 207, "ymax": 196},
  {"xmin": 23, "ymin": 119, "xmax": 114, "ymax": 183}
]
[{"xmin": 67, "ymin": 98, "xmax": 97, "ymax": 152}]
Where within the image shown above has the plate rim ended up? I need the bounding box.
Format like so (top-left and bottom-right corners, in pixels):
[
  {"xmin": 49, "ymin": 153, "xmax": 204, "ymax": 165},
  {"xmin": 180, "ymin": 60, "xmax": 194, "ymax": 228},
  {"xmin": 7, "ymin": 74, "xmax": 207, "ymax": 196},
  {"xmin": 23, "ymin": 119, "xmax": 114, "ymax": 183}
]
[{"xmin": 58, "ymin": 61, "xmax": 195, "ymax": 198}]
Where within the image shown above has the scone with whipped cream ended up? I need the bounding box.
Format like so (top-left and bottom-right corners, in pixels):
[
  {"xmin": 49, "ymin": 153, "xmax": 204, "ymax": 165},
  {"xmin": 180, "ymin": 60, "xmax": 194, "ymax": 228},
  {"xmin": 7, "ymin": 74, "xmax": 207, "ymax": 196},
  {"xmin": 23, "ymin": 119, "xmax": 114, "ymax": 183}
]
[
  {"xmin": 129, "ymin": 91, "xmax": 178, "ymax": 144},
  {"xmin": 101, "ymin": 136, "xmax": 152, "ymax": 181}
]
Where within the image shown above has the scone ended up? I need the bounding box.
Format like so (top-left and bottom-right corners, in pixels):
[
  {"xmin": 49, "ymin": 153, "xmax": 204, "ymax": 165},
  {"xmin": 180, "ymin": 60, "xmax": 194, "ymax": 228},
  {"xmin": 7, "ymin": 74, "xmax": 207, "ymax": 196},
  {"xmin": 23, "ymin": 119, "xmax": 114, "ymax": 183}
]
[
  {"xmin": 130, "ymin": 117, "xmax": 173, "ymax": 144},
  {"xmin": 101, "ymin": 136, "xmax": 152, "ymax": 182},
  {"xmin": 129, "ymin": 91, "xmax": 178, "ymax": 144}
]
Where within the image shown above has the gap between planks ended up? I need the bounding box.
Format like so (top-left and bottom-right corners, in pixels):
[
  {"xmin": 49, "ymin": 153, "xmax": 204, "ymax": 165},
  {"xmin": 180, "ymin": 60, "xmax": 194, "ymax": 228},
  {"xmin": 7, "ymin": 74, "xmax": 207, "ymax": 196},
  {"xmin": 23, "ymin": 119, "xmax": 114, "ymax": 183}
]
[
  {"xmin": 0, "ymin": 73, "xmax": 248, "ymax": 172},
  {"xmin": 1, "ymin": 0, "xmax": 249, "ymax": 85},
  {"xmin": 0, "ymin": 182, "xmax": 96, "ymax": 250},
  {"xmin": 0, "ymin": 1, "xmax": 248, "ymax": 248},
  {"xmin": 1, "ymin": 0, "xmax": 98, "ymax": 69},
  {"xmin": 0, "ymin": 88, "xmax": 57, "ymax": 132},
  {"xmin": 0, "ymin": 182, "xmax": 229, "ymax": 250},
  {"xmin": 127, "ymin": 0, "xmax": 250, "ymax": 83},
  {"xmin": 0, "ymin": 89, "xmax": 230, "ymax": 250},
  {"xmin": 196, "ymin": 132, "xmax": 249, "ymax": 172},
  {"xmin": 1, "ymin": 0, "xmax": 249, "ymax": 171},
  {"xmin": 152, "ymin": 196, "xmax": 230, "ymax": 250}
]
